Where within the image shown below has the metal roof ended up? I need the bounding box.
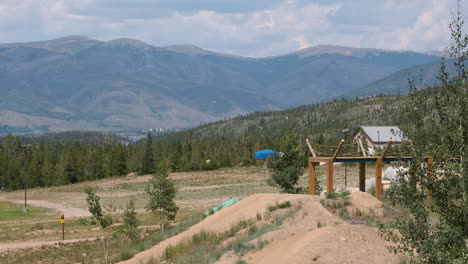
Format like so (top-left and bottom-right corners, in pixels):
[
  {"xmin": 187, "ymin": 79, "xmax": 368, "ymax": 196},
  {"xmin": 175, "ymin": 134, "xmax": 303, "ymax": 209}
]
[{"xmin": 355, "ymin": 126, "xmax": 404, "ymax": 143}]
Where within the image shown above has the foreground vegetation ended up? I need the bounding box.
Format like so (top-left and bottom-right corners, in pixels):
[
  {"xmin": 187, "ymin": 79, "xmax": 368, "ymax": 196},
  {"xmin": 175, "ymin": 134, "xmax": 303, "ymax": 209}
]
[{"xmin": 378, "ymin": 9, "xmax": 468, "ymax": 263}]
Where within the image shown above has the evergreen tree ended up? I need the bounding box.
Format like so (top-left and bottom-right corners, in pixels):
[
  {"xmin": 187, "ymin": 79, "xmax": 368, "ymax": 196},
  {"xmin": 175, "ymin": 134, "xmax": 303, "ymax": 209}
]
[
  {"xmin": 268, "ymin": 129, "xmax": 304, "ymax": 193},
  {"xmin": 140, "ymin": 132, "xmax": 154, "ymax": 175},
  {"xmin": 110, "ymin": 145, "xmax": 127, "ymax": 176},
  {"xmin": 146, "ymin": 165, "xmax": 178, "ymax": 233}
]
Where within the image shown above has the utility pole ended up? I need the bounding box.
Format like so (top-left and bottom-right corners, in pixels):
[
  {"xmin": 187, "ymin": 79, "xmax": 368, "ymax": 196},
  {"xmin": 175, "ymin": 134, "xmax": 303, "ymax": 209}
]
[{"xmin": 21, "ymin": 144, "xmax": 32, "ymax": 213}]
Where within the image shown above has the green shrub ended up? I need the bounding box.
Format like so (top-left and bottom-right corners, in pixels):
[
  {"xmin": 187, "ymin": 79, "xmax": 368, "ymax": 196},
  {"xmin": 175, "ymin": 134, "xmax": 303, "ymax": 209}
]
[
  {"xmin": 77, "ymin": 217, "xmax": 89, "ymax": 226},
  {"xmin": 119, "ymin": 249, "xmax": 133, "ymax": 261},
  {"xmin": 123, "ymin": 200, "xmax": 139, "ymax": 240},
  {"xmin": 267, "ymin": 200, "xmax": 292, "ymax": 212},
  {"xmin": 326, "ymin": 192, "xmax": 338, "ymax": 199},
  {"xmin": 277, "ymin": 201, "xmax": 291, "ymax": 209}
]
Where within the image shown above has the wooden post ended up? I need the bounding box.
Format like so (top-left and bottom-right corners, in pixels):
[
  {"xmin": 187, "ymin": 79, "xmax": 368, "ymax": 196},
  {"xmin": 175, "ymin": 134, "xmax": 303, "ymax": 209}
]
[
  {"xmin": 359, "ymin": 162, "xmax": 366, "ymax": 192},
  {"xmin": 327, "ymin": 158, "xmax": 334, "ymax": 194},
  {"xmin": 333, "ymin": 140, "xmax": 345, "ymax": 160},
  {"xmin": 427, "ymin": 156, "xmax": 433, "ymax": 200},
  {"xmin": 308, "ymin": 159, "xmax": 316, "ymax": 195},
  {"xmin": 375, "ymin": 157, "xmax": 383, "ymax": 199},
  {"xmin": 382, "ymin": 139, "xmax": 393, "ymax": 158},
  {"xmin": 60, "ymin": 214, "xmax": 65, "ymax": 240},
  {"xmin": 357, "ymin": 138, "xmax": 367, "ymax": 157},
  {"xmin": 305, "ymin": 138, "xmax": 317, "ymax": 157}
]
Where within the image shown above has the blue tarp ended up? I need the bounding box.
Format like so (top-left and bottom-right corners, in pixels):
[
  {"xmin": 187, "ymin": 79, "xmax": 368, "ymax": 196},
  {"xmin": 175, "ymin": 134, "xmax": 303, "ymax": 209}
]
[{"xmin": 255, "ymin": 149, "xmax": 275, "ymax": 160}]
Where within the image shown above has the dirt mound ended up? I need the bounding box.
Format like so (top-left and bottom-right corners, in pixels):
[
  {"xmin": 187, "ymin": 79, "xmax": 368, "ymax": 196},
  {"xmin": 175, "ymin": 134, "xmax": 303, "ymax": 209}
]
[
  {"xmin": 121, "ymin": 193, "xmax": 398, "ymax": 264},
  {"xmin": 120, "ymin": 194, "xmax": 336, "ymax": 264},
  {"xmin": 242, "ymin": 225, "xmax": 397, "ymax": 264},
  {"xmin": 347, "ymin": 191, "xmax": 384, "ymax": 217}
]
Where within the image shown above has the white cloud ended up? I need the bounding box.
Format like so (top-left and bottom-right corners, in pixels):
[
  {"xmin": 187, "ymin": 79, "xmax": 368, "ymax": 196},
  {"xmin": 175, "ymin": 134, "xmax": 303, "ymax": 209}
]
[
  {"xmin": 0, "ymin": 0, "xmax": 465, "ymax": 56},
  {"xmin": 382, "ymin": 0, "xmax": 452, "ymax": 50}
]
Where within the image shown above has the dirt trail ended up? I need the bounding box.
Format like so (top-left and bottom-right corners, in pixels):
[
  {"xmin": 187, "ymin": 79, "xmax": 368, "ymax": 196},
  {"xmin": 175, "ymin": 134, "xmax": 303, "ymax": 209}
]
[
  {"xmin": 218, "ymin": 193, "xmax": 397, "ymax": 264},
  {"xmin": 243, "ymin": 225, "xmax": 397, "ymax": 264},
  {"xmin": 0, "ymin": 237, "xmax": 97, "ymax": 254},
  {"xmin": 2, "ymin": 199, "xmax": 90, "ymax": 218}
]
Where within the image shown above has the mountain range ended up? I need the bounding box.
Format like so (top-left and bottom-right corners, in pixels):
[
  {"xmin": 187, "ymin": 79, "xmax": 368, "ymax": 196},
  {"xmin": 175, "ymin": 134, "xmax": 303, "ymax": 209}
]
[{"xmin": 0, "ymin": 36, "xmax": 446, "ymax": 134}]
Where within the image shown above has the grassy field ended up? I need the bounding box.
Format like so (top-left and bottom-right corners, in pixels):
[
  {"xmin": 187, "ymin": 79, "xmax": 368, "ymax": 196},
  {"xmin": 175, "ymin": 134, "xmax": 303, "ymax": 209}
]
[{"xmin": 0, "ymin": 201, "xmax": 57, "ymax": 222}]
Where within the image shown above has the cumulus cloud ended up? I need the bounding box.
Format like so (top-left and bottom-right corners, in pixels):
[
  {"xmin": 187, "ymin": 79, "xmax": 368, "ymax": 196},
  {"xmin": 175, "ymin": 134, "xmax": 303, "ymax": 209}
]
[{"xmin": 0, "ymin": 0, "xmax": 465, "ymax": 56}]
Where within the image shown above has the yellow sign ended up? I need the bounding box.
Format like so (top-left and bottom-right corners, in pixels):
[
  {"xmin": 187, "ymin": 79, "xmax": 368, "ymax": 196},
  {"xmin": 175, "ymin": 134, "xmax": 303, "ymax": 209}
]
[{"xmin": 60, "ymin": 215, "xmax": 65, "ymax": 224}]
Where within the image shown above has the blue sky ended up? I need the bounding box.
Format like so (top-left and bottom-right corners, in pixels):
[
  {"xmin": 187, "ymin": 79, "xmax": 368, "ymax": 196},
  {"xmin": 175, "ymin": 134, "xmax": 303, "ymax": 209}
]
[{"xmin": 0, "ymin": 0, "xmax": 466, "ymax": 57}]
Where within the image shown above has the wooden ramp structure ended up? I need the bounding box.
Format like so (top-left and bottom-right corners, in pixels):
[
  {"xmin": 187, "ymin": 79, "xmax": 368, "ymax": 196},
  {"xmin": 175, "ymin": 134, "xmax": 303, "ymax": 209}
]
[{"xmin": 306, "ymin": 138, "xmax": 433, "ymax": 199}]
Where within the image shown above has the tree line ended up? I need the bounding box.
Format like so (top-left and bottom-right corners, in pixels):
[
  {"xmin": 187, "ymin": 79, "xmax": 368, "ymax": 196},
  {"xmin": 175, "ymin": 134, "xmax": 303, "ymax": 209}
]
[
  {"xmin": 0, "ymin": 94, "xmax": 405, "ymax": 191},
  {"xmin": 0, "ymin": 131, "xmax": 278, "ymax": 190}
]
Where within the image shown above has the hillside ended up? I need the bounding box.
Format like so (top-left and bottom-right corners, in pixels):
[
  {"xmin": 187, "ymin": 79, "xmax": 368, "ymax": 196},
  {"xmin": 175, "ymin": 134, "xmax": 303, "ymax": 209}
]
[
  {"xmin": 357, "ymin": 59, "xmax": 457, "ymax": 96},
  {"xmin": 155, "ymin": 94, "xmax": 404, "ymax": 144},
  {"xmin": 0, "ymin": 37, "xmax": 440, "ymax": 133}
]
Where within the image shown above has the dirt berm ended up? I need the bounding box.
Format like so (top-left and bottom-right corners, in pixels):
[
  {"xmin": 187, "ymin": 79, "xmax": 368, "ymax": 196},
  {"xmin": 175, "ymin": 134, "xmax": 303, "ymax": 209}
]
[{"xmin": 120, "ymin": 193, "xmax": 398, "ymax": 264}]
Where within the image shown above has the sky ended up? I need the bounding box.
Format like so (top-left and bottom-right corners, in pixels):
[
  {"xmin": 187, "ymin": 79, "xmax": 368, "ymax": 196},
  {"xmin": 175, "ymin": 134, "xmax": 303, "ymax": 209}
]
[{"xmin": 0, "ymin": 0, "xmax": 466, "ymax": 57}]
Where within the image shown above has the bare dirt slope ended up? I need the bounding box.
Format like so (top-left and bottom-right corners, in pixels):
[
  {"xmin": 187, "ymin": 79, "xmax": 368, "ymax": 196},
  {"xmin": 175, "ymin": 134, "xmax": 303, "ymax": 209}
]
[
  {"xmin": 119, "ymin": 194, "xmax": 330, "ymax": 264},
  {"xmin": 241, "ymin": 224, "xmax": 396, "ymax": 264},
  {"xmin": 347, "ymin": 191, "xmax": 385, "ymax": 217},
  {"xmin": 121, "ymin": 193, "xmax": 398, "ymax": 264}
]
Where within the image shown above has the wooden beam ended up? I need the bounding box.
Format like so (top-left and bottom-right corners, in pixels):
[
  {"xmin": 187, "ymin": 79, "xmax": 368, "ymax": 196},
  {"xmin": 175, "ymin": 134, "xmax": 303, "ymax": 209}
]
[
  {"xmin": 305, "ymin": 138, "xmax": 317, "ymax": 157},
  {"xmin": 327, "ymin": 158, "xmax": 334, "ymax": 194},
  {"xmin": 316, "ymin": 156, "xmax": 430, "ymax": 163},
  {"xmin": 375, "ymin": 157, "xmax": 383, "ymax": 199},
  {"xmin": 310, "ymin": 157, "xmax": 333, "ymax": 162},
  {"xmin": 356, "ymin": 137, "xmax": 367, "ymax": 157},
  {"xmin": 359, "ymin": 162, "xmax": 366, "ymax": 192},
  {"xmin": 382, "ymin": 139, "xmax": 393, "ymax": 158},
  {"xmin": 308, "ymin": 160, "xmax": 316, "ymax": 195},
  {"xmin": 332, "ymin": 139, "xmax": 345, "ymax": 160},
  {"xmin": 427, "ymin": 156, "xmax": 433, "ymax": 200}
]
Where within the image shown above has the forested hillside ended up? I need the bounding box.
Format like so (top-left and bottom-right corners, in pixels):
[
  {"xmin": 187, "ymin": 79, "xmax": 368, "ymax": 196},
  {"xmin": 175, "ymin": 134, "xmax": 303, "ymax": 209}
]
[
  {"xmin": 155, "ymin": 94, "xmax": 404, "ymax": 143},
  {"xmin": 0, "ymin": 94, "xmax": 405, "ymax": 190}
]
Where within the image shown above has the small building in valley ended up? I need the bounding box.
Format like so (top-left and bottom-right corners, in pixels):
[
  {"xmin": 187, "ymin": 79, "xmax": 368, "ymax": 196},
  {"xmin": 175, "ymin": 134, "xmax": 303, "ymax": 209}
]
[{"xmin": 353, "ymin": 126, "xmax": 404, "ymax": 155}]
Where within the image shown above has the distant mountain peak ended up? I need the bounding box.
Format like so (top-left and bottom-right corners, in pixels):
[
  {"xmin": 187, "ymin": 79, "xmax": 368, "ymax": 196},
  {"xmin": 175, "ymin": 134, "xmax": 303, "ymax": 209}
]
[
  {"xmin": 162, "ymin": 44, "xmax": 243, "ymax": 58},
  {"xmin": 293, "ymin": 45, "xmax": 379, "ymax": 58},
  {"xmin": 101, "ymin": 38, "xmax": 155, "ymax": 50},
  {"xmin": 292, "ymin": 45, "xmax": 420, "ymax": 58},
  {"xmin": 162, "ymin": 44, "xmax": 212, "ymax": 55},
  {"xmin": 0, "ymin": 35, "xmax": 102, "ymax": 54},
  {"xmin": 51, "ymin": 35, "xmax": 94, "ymax": 41}
]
